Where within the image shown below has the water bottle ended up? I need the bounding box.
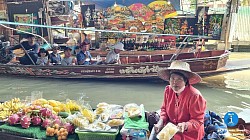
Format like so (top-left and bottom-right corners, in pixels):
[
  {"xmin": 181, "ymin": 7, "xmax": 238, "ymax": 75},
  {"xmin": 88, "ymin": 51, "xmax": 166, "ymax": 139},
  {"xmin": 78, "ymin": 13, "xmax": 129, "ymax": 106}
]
[
  {"xmin": 138, "ymin": 130, "xmax": 147, "ymax": 140},
  {"xmin": 132, "ymin": 132, "xmax": 138, "ymax": 140}
]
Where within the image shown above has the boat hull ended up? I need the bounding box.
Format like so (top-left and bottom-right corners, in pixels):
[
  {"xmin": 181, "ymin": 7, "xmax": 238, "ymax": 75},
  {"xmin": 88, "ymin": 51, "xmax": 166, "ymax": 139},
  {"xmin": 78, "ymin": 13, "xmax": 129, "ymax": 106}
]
[{"xmin": 0, "ymin": 50, "xmax": 229, "ymax": 79}]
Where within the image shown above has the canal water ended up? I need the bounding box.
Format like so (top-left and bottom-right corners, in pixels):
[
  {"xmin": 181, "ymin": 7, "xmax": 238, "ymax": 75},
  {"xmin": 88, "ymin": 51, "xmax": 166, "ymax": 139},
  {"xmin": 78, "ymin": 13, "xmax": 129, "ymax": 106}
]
[{"xmin": 0, "ymin": 68, "xmax": 250, "ymax": 117}]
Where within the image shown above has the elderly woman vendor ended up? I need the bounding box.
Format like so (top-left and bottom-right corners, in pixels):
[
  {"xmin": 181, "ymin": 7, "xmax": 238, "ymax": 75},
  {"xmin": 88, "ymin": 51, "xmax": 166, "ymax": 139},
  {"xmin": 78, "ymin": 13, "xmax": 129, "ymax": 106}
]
[{"xmin": 150, "ymin": 60, "xmax": 206, "ymax": 140}]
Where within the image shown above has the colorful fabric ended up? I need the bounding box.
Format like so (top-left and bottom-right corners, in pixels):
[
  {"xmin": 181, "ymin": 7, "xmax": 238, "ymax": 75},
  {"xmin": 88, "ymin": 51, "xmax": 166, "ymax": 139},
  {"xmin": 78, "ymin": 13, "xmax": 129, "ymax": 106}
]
[
  {"xmin": 203, "ymin": 111, "xmax": 228, "ymax": 140},
  {"xmin": 160, "ymin": 85, "xmax": 207, "ymax": 140}
]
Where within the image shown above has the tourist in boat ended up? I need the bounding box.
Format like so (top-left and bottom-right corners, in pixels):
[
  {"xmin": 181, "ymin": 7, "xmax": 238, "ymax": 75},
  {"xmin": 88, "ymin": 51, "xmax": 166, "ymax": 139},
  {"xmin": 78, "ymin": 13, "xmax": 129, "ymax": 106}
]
[
  {"xmin": 36, "ymin": 48, "xmax": 49, "ymax": 66},
  {"xmin": 6, "ymin": 34, "xmax": 39, "ymax": 65},
  {"xmin": 104, "ymin": 41, "xmax": 124, "ymax": 64},
  {"xmin": 66, "ymin": 34, "xmax": 77, "ymax": 54},
  {"xmin": 61, "ymin": 47, "xmax": 76, "ymax": 66},
  {"xmin": 74, "ymin": 46, "xmax": 80, "ymax": 55},
  {"xmin": 76, "ymin": 41, "xmax": 92, "ymax": 65},
  {"xmin": 149, "ymin": 60, "xmax": 206, "ymax": 140},
  {"xmin": 49, "ymin": 44, "xmax": 61, "ymax": 65}
]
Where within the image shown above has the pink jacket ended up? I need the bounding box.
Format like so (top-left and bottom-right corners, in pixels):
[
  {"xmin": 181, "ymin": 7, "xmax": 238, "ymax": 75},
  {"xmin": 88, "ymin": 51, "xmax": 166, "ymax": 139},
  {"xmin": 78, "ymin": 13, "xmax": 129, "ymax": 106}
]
[{"xmin": 160, "ymin": 85, "xmax": 206, "ymax": 140}]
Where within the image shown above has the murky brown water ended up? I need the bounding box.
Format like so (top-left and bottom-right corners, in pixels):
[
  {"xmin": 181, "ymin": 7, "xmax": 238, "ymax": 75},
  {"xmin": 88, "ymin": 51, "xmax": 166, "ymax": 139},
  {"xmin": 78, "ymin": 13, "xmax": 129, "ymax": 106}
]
[{"xmin": 1, "ymin": 68, "xmax": 250, "ymax": 117}]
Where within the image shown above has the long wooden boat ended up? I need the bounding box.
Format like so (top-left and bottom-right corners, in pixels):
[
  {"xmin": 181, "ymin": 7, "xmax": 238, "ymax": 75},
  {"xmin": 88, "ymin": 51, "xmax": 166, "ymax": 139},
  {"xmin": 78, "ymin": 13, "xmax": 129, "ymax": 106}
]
[
  {"xmin": 90, "ymin": 48, "xmax": 190, "ymax": 57},
  {"xmin": 0, "ymin": 50, "xmax": 229, "ymax": 79}
]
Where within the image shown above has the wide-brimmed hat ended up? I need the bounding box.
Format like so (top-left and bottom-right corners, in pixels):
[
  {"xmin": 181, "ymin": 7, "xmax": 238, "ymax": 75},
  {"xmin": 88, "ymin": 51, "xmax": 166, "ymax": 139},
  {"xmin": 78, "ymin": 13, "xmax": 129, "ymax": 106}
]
[
  {"xmin": 158, "ymin": 60, "xmax": 202, "ymax": 84},
  {"xmin": 113, "ymin": 42, "xmax": 124, "ymax": 51},
  {"xmin": 38, "ymin": 48, "xmax": 49, "ymax": 57}
]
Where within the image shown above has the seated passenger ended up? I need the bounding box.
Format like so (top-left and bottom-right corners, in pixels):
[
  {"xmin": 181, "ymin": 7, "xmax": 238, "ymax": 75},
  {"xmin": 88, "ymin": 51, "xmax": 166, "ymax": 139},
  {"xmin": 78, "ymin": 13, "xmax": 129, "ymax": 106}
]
[
  {"xmin": 61, "ymin": 47, "xmax": 76, "ymax": 66},
  {"xmin": 49, "ymin": 44, "xmax": 61, "ymax": 65},
  {"xmin": 76, "ymin": 41, "xmax": 92, "ymax": 65},
  {"xmin": 74, "ymin": 46, "xmax": 80, "ymax": 55},
  {"xmin": 36, "ymin": 48, "xmax": 49, "ymax": 66},
  {"xmin": 7, "ymin": 34, "xmax": 39, "ymax": 65},
  {"xmin": 105, "ymin": 42, "xmax": 124, "ymax": 64}
]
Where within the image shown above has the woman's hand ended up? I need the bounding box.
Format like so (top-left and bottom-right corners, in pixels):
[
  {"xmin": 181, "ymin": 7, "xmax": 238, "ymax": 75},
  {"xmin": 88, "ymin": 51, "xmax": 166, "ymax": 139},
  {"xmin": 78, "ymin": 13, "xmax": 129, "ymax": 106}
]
[
  {"xmin": 154, "ymin": 119, "xmax": 164, "ymax": 133},
  {"xmin": 177, "ymin": 122, "xmax": 188, "ymax": 133}
]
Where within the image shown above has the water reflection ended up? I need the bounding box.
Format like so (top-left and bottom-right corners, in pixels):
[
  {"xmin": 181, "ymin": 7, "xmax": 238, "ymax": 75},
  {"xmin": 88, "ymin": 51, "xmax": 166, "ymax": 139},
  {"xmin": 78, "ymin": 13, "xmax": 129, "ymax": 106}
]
[
  {"xmin": 202, "ymin": 69, "xmax": 250, "ymax": 115},
  {"xmin": 0, "ymin": 69, "xmax": 249, "ymax": 116}
]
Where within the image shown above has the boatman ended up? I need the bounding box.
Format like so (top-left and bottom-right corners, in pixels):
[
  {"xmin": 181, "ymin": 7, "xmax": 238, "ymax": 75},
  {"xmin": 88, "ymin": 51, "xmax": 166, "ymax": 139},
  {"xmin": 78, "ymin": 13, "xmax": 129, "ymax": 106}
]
[{"xmin": 6, "ymin": 34, "xmax": 40, "ymax": 65}]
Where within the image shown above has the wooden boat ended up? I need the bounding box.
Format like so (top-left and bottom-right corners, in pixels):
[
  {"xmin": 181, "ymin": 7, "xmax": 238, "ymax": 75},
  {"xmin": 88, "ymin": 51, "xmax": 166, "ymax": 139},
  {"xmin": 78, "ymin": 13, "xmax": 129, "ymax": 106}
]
[
  {"xmin": 90, "ymin": 48, "xmax": 190, "ymax": 57},
  {"xmin": 0, "ymin": 50, "xmax": 229, "ymax": 79}
]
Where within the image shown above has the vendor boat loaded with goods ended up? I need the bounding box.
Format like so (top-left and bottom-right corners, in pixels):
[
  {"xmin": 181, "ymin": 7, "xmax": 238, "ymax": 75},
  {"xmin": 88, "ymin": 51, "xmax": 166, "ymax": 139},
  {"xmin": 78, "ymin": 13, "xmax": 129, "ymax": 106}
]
[{"xmin": 0, "ymin": 97, "xmax": 249, "ymax": 140}]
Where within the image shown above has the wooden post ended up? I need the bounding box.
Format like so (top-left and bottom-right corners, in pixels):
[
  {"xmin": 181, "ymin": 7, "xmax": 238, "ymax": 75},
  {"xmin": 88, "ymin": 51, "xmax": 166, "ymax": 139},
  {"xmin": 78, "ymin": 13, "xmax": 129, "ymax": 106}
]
[{"xmin": 223, "ymin": 0, "xmax": 240, "ymax": 50}]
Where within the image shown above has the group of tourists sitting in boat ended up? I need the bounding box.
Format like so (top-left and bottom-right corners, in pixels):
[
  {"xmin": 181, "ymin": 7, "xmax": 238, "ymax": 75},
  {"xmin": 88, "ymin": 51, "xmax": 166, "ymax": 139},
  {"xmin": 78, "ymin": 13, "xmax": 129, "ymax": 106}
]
[{"xmin": 5, "ymin": 34, "xmax": 125, "ymax": 66}]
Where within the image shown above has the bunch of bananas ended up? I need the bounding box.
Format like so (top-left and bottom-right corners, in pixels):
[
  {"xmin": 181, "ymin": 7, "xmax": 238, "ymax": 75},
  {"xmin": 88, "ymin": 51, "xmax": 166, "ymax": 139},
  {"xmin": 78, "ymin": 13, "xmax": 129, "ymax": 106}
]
[
  {"xmin": 66, "ymin": 100, "xmax": 81, "ymax": 112},
  {"xmin": 0, "ymin": 98, "xmax": 24, "ymax": 120},
  {"xmin": 0, "ymin": 110, "xmax": 12, "ymax": 120},
  {"xmin": 81, "ymin": 108, "xmax": 95, "ymax": 123},
  {"xmin": 72, "ymin": 117, "xmax": 89, "ymax": 128}
]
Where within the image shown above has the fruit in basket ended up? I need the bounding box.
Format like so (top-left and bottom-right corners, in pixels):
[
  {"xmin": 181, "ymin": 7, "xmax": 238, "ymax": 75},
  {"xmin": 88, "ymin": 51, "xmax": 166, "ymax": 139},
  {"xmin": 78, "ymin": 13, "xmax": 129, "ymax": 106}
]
[
  {"xmin": 20, "ymin": 115, "xmax": 31, "ymax": 129},
  {"xmin": 97, "ymin": 102, "xmax": 109, "ymax": 108},
  {"xmin": 40, "ymin": 108, "xmax": 52, "ymax": 117},
  {"xmin": 33, "ymin": 98, "xmax": 48, "ymax": 105},
  {"xmin": 57, "ymin": 128, "xmax": 68, "ymax": 140},
  {"xmin": 8, "ymin": 114, "xmax": 20, "ymax": 125},
  {"xmin": 107, "ymin": 119, "xmax": 124, "ymax": 127},
  {"xmin": 81, "ymin": 108, "xmax": 95, "ymax": 123},
  {"xmin": 53, "ymin": 118, "xmax": 62, "ymax": 126},
  {"xmin": 42, "ymin": 118, "xmax": 52, "ymax": 128},
  {"xmin": 31, "ymin": 116, "xmax": 42, "ymax": 125},
  {"xmin": 72, "ymin": 118, "xmax": 87, "ymax": 128},
  {"xmin": 66, "ymin": 100, "xmax": 81, "ymax": 111},
  {"xmin": 95, "ymin": 107, "xmax": 105, "ymax": 115},
  {"xmin": 48, "ymin": 100, "xmax": 60, "ymax": 107},
  {"xmin": 0, "ymin": 110, "xmax": 12, "ymax": 120},
  {"xmin": 58, "ymin": 112, "xmax": 69, "ymax": 118},
  {"xmin": 46, "ymin": 126, "xmax": 55, "ymax": 136},
  {"xmin": 63, "ymin": 122, "xmax": 74, "ymax": 134}
]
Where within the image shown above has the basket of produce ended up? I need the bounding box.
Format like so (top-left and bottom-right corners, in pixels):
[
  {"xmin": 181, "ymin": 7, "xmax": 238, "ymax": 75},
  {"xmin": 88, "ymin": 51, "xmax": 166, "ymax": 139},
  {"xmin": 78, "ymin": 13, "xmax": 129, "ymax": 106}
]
[{"xmin": 75, "ymin": 127, "xmax": 119, "ymax": 140}]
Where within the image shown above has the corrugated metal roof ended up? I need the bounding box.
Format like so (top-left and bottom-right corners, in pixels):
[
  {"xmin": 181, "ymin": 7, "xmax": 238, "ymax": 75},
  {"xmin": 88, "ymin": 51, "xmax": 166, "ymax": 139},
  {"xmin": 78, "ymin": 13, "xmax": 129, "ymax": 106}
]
[{"xmin": 234, "ymin": 6, "xmax": 250, "ymax": 41}]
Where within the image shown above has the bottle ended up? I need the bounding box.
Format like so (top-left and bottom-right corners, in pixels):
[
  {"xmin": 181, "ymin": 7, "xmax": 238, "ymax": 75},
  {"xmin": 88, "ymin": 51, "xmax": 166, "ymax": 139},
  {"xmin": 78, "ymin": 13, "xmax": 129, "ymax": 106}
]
[
  {"xmin": 138, "ymin": 130, "xmax": 147, "ymax": 140},
  {"xmin": 132, "ymin": 132, "xmax": 138, "ymax": 140}
]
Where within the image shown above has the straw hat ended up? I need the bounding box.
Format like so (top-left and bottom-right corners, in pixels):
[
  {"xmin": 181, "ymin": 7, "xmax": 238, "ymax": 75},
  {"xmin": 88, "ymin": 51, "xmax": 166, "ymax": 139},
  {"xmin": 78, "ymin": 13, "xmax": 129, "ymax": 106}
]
[
  {"xmin": 113, "ymin": 42, "xmax": 124, "ymax": 51},
  {"xmin": 158, "ymin": 60, "xmax": 202, "ymax": 84}
]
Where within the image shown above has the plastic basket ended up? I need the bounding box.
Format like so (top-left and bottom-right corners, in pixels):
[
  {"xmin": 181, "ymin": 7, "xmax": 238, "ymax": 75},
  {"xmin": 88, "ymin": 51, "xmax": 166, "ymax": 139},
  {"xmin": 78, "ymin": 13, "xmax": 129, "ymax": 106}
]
[{"xmin": 75, "ymin": 129, "xmax": 119, "ymax": 140}]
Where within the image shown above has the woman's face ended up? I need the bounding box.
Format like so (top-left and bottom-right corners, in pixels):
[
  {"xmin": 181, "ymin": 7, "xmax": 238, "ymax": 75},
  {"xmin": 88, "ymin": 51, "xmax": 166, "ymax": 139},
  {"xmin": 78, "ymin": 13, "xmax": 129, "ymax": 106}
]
[
  {"xmin": 40, "ymin": 52, "xmax": 46, "ymax": 57},
  {"xmin": 53, "ymin": 49, "xmax": 58, "ymax": 53},
  {"xmin": 169, "ymin": 73, "xmax": 186, "ymax": 92}
]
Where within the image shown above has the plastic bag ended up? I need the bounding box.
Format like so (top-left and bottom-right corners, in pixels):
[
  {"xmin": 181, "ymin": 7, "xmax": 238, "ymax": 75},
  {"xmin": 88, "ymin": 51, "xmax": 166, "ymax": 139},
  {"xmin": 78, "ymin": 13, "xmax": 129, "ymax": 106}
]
[{"xmin": 157, "ymin": 122, "xmax": 179, "ymax": 140}]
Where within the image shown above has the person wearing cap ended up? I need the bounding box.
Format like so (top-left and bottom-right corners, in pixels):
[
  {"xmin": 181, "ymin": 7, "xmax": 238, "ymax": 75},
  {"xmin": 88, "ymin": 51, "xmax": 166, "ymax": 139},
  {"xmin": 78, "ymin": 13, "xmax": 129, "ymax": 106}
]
[
  {"xmin": 149, "ymin": 60, "xmax": 206, "ymax": 140},
  {"xmin": 61, "ymin": 47, "xmax": 76, "ymax": 66},
  {"xmin": 36, "ymin": 48, "xmax": 49, "ymax": 66},
  {"xmin": 104, "ymin": 42, "xmax": 124, "ymax": 64},
  {"xmin": 6, "ymin": 34, "xmax": 39, "ymax": 65},
  {"xmin": 76, "ymin": 41, "xmax": 92, "ymax": 65},
  {"xmin": 49, "ymin": 44, "xmax": 61, "ymax": 65}
]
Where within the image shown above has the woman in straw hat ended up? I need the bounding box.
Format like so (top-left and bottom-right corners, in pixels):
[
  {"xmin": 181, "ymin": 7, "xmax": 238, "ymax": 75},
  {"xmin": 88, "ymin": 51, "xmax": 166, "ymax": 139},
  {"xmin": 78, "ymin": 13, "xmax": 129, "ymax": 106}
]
[{"xmin": 149, "ymin": 60, "xmax": 206, "ymax": 140}]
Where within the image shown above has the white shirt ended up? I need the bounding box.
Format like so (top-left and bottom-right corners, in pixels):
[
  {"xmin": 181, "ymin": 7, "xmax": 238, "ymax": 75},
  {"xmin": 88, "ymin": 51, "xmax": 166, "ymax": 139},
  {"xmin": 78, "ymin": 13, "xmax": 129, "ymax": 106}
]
[
  {"xmin": 105, "ymin": 50, "xmax": 120, "ymax": 64},
  {"xmin": 61, "ymin": 57, "xmax": 74, "ymax": 66},
  {"xmin": 36, "ymin": 57, "xmax": 48, "ymax": 66}
]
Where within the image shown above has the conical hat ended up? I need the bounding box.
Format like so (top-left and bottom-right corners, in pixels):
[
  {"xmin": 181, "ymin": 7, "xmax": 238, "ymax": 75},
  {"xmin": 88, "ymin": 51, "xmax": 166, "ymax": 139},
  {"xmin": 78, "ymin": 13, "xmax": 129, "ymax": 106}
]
[{"xmin": 158, "ymin": 60, "xmax": 202, "ymax": 84}]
